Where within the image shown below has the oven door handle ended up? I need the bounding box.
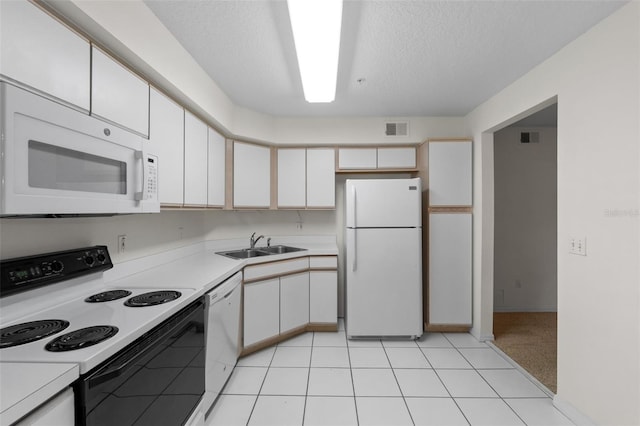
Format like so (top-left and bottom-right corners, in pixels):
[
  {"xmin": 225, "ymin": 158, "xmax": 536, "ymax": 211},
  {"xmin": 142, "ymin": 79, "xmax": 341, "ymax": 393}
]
[{"xmin": 85, "ymin": 300, "xmax": 203, "ymax": 388}]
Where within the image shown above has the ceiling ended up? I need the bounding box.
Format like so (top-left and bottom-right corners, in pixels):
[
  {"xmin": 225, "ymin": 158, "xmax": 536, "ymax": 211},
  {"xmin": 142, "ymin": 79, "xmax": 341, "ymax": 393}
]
[{"xmin": 144, "ymin": 0, "xmax": 625, "ymax": 118}]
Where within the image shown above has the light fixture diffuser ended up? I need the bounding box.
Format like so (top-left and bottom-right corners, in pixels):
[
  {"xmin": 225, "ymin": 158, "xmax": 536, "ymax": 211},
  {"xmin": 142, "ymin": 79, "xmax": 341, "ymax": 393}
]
[{"xmin": 287, "ymin": 0, "xmax": 342, "ymax": 103}]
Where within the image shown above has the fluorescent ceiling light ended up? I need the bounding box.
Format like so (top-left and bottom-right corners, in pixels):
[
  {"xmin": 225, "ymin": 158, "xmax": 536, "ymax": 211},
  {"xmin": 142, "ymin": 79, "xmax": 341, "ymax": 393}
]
[{"xmin": 287, "ymin": 0, "xmax": 342, "ymax": 103}]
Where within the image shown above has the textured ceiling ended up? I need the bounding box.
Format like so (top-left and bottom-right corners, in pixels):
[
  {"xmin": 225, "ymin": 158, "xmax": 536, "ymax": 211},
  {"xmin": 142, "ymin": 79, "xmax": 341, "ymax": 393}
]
[{"xmin": 144, "ymin": 0, "xmax": 625, "ymax": 118}]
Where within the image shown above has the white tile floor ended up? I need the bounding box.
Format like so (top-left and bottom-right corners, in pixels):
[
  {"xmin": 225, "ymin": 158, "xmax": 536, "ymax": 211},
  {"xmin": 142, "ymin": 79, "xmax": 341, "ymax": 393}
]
[{"xmin": 206, "ymin": 321, "xmax": 574, "ymax": 426}]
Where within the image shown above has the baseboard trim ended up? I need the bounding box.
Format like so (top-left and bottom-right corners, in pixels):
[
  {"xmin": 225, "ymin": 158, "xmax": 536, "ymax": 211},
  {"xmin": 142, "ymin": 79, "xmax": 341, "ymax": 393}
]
[{"xmin": 553, "ymin": 395, "xmax": 596, "ymax": 426}]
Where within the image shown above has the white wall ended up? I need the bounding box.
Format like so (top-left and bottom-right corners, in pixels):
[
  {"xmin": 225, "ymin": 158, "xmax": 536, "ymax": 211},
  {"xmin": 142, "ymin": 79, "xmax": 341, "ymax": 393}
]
[
  {"xmin": 466, "ymin": 3, "xmax": 639, "ymax": 424},
  {"xmin": 0, "ymin": 211, "xmax": 207, "ymax": 263},
  {"xmin": 493, "ymin": 126, "xmax": 557, "ymax": 312}
]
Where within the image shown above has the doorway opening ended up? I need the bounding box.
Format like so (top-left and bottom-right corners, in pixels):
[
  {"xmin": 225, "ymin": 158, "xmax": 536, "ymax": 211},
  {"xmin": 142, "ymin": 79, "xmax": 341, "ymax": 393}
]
[{"xmin": 492, "ymin": 103, "xmax": 558, "ymax": 393}]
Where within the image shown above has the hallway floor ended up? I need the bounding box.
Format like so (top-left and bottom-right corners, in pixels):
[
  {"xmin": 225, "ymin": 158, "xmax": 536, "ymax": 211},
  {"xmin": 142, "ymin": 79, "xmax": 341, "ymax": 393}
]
[{"xmin": 205, "ymin": 321, "xmax": 573, "ymax": 426}]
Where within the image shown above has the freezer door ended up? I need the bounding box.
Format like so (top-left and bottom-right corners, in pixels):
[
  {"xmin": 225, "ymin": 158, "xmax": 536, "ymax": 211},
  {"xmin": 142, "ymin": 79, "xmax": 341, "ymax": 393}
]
[
  {"xmin": 345, "ymin": 178, "xmax": 422, "ymax": 228},
  {"xmin": 345, "ymin": 227, "xmax": 423, "ymax": 338}
]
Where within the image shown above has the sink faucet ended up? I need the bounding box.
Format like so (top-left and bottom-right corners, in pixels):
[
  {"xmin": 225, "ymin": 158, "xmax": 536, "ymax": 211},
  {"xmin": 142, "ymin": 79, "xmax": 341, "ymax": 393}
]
[{"xmin": 249, "ymin": 232, "xmax": 264, "ymax": 248}]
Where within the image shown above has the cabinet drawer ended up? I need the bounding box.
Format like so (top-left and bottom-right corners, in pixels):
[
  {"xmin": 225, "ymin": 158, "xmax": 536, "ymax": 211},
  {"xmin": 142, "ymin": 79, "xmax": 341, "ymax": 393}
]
[
  {"xmin": 309, "ymin": 256, "xmax": 337, "ymax": 269},
  {"xmin": 244, "ymin": 257, "xmax": 309, "ymax": 282}
]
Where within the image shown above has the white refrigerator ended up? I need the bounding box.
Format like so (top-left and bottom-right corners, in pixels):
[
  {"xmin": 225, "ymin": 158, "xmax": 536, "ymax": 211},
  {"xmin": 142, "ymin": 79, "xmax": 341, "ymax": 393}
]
[{"xmin": 345, "ymin": 178, "xmax": 423, "ymax": 339}]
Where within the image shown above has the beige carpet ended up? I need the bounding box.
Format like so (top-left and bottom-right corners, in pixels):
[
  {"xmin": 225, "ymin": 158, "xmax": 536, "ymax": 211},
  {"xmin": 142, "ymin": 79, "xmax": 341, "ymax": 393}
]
[{"xmin": 493, "ymin": 312, "xmax": 557, "ymax": 393}]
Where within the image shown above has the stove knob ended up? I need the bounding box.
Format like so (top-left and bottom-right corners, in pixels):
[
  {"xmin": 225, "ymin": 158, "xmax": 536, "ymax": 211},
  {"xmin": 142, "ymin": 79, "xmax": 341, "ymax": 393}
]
[
  {"xmin": 96, "ymin": 253, "xmax": 106, "ymax": 263},
  {"xmin": 84, "ymin": 256, "xmax": 95, "ymax": 266},
  {"xmin": 51, "ymin": 260, "xmax": 63, "ymax": 273}
]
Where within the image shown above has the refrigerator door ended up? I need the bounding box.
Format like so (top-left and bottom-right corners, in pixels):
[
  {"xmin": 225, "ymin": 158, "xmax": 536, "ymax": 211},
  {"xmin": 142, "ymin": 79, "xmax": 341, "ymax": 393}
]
[
  {"xmin": 345, "ymin": 178, "xmax": 422, "ymax": 228},
  {"xmin": 346, "ymin": 227, "xmax": 423, "ymax": 338}
]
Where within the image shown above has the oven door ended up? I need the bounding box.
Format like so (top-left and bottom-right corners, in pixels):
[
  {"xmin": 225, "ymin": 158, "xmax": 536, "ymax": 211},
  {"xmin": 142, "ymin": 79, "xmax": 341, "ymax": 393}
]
[
  {"xmin": 75, "ymin": 300, "xmax": 205, "ymax": 426},
  {"xmin": 0, "ymin": 82, "xmax": 159, "ymax": 215}
]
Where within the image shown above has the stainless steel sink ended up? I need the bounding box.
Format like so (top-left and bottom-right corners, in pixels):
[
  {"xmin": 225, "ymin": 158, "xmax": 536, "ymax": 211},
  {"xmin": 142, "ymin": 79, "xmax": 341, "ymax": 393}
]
[
  {"xmin": 217, "ymin": 245, "xmax": 306, "ymax": 259},
  {"xmin": 257, "ymin": 245, "xmax": 306, "ymax": 255},
  {"xmin": 218, "ymin": 249, "xmax": 271, "ymax": 259}
]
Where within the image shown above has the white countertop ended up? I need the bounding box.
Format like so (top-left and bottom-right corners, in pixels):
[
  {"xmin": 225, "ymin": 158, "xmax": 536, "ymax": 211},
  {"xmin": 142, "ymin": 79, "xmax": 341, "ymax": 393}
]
[
  {"xmin": 0, "ymin": 236, "xmax": 338, "ymax": 422},
  {"xmin": 0, "ymin": 362, "xmax": 78, "ymax": 425}
]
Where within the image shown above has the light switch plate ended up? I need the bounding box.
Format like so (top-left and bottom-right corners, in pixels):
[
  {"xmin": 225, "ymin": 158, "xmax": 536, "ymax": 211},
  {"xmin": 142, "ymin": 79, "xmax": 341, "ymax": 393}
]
[{"xmin": 569, "ymin": 236, "xmax": 586, "ymax": 256}]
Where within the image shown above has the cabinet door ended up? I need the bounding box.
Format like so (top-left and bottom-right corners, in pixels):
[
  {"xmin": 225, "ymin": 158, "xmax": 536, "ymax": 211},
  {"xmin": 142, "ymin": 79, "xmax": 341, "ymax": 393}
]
[
  {"xmin": 310, "ymin": 270, "xmax": 337, "ymax": 324},
  {"xmin": 280, "ymin": 272, "xmax": 310, "ymax": 333},
  {"xmin": 377, "ymin": 147, "xmax": 416, "ymax": 169},
  {"xmin": 184, "ymin": 111, "xmax": 208, "ymax": 206},
  {"xmin": 233, "ymin": 142, "xmax": 271, "ymax": 208},
  {"xmin": 0, "ymin": 1, "xmax": 90, "ymax": 111},
  {"xmin": 338, "ymin": 148, "xmax": 377, "ymax": 169},
  {"xmin": 207, "ymin": 128, "xmax": 226, "ymax": 207},
  {"xmin": 243, "ymin": 278, "xmax": 280, "ymax": 347},
  {"xmin": 91, "ymin": 47, "xmax": 149, "ymax": 136},
  {"xmin": 307, "ymin": 148, "xmax": 335, "ymax": 208},
  {"xmin": 428, "ymin": 213, "xmax": 472, "ymax": 325},
  {"xmin": 428, "ymin": 141, "xmax": 472, "ymax": 206},
  {"xmin": 277, "ymin": 149, "xmax": 306, "ymax": 208},
  {"xmin": 149, "ymin": 88, "xmax": 184, "ymax": 206}
]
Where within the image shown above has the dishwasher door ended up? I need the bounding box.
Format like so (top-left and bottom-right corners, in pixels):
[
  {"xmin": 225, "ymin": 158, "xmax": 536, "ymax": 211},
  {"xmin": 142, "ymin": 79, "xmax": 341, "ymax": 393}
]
[{"xmin": 203, "ymin": 271, "xmax": 242, "ymax": 415}]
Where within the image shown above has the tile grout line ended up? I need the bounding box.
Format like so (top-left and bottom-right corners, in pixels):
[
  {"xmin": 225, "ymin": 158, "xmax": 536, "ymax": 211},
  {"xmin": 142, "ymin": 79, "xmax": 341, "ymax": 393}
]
[
  {"xmin": 301, "ymin": 332, "xmax": 315, "ymax": 425},
  {"xmin": 242, "ymin": 346, "xmax": 277, "ymax": 426},
  {"xmin": 345, "ymin": 336, "xmax": 361, "ymax": 426},
  {"xmin": 437, "ymin": 333, "xmax": 474, "ymax": 426},
  {"xmin": 381, "ymin": 341, "xmax": 417, "ymax": 426}
]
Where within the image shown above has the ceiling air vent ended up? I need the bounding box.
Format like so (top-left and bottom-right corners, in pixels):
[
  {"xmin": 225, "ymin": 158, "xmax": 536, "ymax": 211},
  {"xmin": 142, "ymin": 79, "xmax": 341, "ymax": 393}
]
[
  {"xmin": 520, "ymin": 131, "xmax": 540, "ymax": 143},
  {"xmin": 385, "ymin": 122, "xmax": 409, "ymax": 137}
]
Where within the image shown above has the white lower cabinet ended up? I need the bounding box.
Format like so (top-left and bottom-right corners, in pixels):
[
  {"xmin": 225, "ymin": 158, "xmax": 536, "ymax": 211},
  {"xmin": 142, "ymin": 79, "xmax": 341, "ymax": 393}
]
[
  {"xmin": 428, "ymin": 213, "xmax": 472, "ymax": 326},
  {"xmin": 243, "ymin": 278, "xmax": 280, "ymax": 347},
  {"xmin": 280, "ymin": 272, "xmax": 310, "ymax": 333},
  {"xmin": 310, "ymin": 270, "xmax": 338, "ymax": 324}
]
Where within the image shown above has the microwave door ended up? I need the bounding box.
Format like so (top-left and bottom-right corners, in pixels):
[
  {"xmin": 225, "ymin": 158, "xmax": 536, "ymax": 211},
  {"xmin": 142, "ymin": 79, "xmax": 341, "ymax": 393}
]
[{"xmin": 1, "ymin": 83, "xmax": 159, "ymax": 215}]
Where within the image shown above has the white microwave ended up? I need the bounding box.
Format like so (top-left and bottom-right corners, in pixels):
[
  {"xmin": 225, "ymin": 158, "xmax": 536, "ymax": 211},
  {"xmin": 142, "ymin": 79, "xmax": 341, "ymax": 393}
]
[{"xmin": 0, "ymin": 82, "xmax": 159, "ymax": 216}]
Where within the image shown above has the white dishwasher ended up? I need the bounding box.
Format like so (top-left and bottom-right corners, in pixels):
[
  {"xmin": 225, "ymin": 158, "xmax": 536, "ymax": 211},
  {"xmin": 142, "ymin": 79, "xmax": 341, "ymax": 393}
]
[{"xmin": 202, "ymin": 271, "xmax": 242, "ymax": 417}]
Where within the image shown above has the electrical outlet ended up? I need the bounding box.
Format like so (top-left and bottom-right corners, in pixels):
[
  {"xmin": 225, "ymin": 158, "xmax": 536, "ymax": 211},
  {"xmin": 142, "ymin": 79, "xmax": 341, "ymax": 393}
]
[
  {"xmin": 118, "ymin": 235, "xmax": 127, "ymax": 254},
  {"xmin": 569, "ymin": 236, "xmax": 587, "ymax": 256}
]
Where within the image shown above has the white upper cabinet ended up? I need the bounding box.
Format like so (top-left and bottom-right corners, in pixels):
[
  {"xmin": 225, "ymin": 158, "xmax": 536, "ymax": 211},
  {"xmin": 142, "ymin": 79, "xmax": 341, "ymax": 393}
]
[
  {"xmin": 91, "ymin": 47, "xmax": 149, "ymax": 137},
  {"xmin": 233, "ymin": 142, "xmax": 271, "ymax": 208},
  {"xmin": 306, "ymin": 148, "xmax": 335, "ymax": 208},
  {"xmin": 338, "ymin": 147, "xmax": 416, "ymax": 171},
  {"xmin": 377, "ymin": 147, "xmax": 416, "ymax": 169},
  {"xmin": 277, "ymin": 148, "xmax": 335, "ymax": 209},
  {"xmin": 184, "ymin": 111, "xmax": 208, "ymax": 206},
  {"xmin": 0, "ymin": 1, "xmax": 90, "ymax": 111},
  {"xmin": 428, "ymin": 140, "xmax": 472, "ymax": 206},
  {"xmin": 278, "ymin": 149, "xmax": 306, "ymax": 208},
  {"xmin": 207, "ymin": 128, "xmax": 226, "ymax": 207},
  {"xmin": 338, "ymin": 148, "xmax": 377, "ymax": 169},
  {"xmin": 149, "ymin": 88, "xmax": 184, "ymax": 206}
]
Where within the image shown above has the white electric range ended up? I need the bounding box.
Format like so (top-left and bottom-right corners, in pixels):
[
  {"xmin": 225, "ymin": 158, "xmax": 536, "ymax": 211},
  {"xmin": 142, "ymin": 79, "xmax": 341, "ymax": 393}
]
[
  {"xmin": 1, "ymin": 245, "xmax": 205, "ymax": 425},
  {"xmin": 0, "ymin": 285, "xmax": 196, "ymax": 374}
]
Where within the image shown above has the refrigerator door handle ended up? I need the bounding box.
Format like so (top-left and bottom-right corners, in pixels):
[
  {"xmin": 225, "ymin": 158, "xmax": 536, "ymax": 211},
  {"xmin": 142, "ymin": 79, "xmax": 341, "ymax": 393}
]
[
  {"xmin": 351, "ymin": 185, "xmax": 357, "ymax": 228},
  {"xmin": 352, "ymin": 230, "xmax": 357, "ymax": 271}
]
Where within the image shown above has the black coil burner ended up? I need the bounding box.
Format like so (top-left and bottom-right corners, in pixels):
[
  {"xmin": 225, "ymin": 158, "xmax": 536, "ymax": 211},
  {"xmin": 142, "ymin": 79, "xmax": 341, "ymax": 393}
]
[
  {"xmin": 0, "ymin": 320, "xmax": 70, "ymax": 348},
  {"xmin": 124, "ymin": 291, "xmax": 182, "ymax": 307},
  {"xmin": 85, "ymin": 290, "xmax": 132, "ymax": 303},
  {"xmin": 45, "ymin": 325, "xmax": 118, "ymax": 352}
]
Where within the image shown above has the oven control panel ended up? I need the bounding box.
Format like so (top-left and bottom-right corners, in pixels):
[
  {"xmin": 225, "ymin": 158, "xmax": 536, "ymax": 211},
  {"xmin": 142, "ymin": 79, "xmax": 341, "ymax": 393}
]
[{"xmin": 0, "ymin": 246, "xmax": 113, "ymax": 297}]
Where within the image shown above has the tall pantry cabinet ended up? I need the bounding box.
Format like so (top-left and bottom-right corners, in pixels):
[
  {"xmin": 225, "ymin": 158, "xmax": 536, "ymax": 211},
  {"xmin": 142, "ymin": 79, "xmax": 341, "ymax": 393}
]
[{"xmin": 427, "ymin": 139, "xmax": 473, "ymax": 331}]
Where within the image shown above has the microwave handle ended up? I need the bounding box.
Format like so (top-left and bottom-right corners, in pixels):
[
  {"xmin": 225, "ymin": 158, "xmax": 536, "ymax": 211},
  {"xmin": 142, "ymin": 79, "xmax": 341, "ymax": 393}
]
[{"xmin": 134, "ymin": 150, "xmax": 148, "ymax": 201}]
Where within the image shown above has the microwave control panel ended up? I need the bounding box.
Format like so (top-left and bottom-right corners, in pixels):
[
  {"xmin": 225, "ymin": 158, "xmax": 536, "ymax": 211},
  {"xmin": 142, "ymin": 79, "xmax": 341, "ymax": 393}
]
[{"xmin": 145, "ymin": 154, "xmax": 158, "ymax": 201}]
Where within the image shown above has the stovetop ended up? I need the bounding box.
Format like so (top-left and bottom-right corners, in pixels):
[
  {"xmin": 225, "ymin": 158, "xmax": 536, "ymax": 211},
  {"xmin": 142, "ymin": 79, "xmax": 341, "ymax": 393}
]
[{"xmin": 0, "ymin": 286, "xmax": 196, "ymax": 373}]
